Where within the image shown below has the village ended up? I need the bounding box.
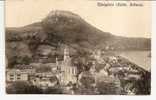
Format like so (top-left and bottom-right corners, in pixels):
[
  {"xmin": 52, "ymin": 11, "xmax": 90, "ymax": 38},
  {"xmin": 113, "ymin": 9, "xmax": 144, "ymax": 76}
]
[{"xmin": 6, "ymin": 46, "xmax": 148, "ymax": 94}]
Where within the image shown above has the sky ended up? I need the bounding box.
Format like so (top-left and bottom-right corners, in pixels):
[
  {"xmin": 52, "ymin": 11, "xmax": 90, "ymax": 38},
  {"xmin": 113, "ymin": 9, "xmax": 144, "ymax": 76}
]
[{"xmin": 5, "ymin": 0, "xmax": 151, "ymax": 38}]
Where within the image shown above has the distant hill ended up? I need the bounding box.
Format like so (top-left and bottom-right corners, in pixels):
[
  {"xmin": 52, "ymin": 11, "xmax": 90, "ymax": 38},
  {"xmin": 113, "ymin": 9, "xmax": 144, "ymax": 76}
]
[
  {"xmin": 5, "ymin": 10, "xmax": 151, "ymax": 67},
  {"xmin": 43, "ymin": 11, "xmax": 151, "ymax": 50}
]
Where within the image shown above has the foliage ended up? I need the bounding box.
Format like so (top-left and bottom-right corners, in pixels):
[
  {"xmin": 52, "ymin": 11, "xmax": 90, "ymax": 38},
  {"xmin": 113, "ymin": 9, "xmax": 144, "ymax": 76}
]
[
  {"xmin": 6, "ymin": 82, "xmax": 42, "ymax": 94},
  {"xmin": 36, "ymin": 66, "xmax": 52, "ymax": 73},
  {"xmin": 79, "ymin": 72, "xmax": 95, "ymax": 89},
  {"xmin": 43, "ymin": 86, "xmax": 63, "ymax": 94},
  {"xmin": 96, "ymin": 81, "xmax": 121, "ymax": 94}
]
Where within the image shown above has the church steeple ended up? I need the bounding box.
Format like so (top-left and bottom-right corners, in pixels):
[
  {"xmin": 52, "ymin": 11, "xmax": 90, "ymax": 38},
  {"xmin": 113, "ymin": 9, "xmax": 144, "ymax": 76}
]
[
  {"xmin": 59, "ymin": 45, "xmax": 77, "ymax": 85},
  {"xmin": 63, "ymin": 46, "xmax": 71, "ymax": 65},
  {"xmin": 64, "ymin": 46, "xmax": 70, "ymax": 60},
  {"xmin": 56, "ymin": 57, "xmax": 59, "ymax": 69}
]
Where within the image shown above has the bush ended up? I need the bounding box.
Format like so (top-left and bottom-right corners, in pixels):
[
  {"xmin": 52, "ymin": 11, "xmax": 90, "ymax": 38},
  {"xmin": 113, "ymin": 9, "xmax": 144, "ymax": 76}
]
[
  {"xmin": 6, "ymin": 82, "xmax": 42, "ymax": 94},
  {"xmin": 96, "ymin": 76, "xmax": 122, "ymax": 94}
]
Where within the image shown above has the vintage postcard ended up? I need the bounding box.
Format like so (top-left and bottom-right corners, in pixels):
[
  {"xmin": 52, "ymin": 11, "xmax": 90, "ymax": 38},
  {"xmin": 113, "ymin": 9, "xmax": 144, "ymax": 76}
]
[{"xmin": 5, "ymin": 0, "xmax": 151, "ymax": 95}]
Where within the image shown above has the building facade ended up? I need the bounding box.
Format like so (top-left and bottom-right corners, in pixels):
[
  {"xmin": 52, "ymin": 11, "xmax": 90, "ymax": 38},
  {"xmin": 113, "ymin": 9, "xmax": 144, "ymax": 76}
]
[
  {"xmin": 58, "ymin": 46, "xmax": 77, "ymax": 85},
  {"xmin": 6, "ymin": 69, "xmax": 28, "ymax": 82}
]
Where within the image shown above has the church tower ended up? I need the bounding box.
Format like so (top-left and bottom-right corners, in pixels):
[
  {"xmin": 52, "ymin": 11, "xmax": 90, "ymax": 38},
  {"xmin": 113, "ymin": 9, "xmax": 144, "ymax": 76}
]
[
  {"xmin": 59, "ymin": 46, "xmax": 77, "ymax": 85},
  {"xmin": 63, "ymin": 46, "xmax": 71, "ymax": 65}
]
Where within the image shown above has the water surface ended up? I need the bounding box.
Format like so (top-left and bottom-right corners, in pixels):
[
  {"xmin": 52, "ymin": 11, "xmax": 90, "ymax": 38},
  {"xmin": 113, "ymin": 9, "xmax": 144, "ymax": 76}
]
[{"xmin": 114, "ymin": 51, "xmax": 151, "ymax": 71}]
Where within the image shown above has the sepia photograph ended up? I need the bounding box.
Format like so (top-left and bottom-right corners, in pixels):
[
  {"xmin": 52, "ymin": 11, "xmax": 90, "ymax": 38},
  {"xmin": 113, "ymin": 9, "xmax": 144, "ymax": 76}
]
[{"xmin": 5, "ymin": 0, "xmax": 151, "ymax": 95}]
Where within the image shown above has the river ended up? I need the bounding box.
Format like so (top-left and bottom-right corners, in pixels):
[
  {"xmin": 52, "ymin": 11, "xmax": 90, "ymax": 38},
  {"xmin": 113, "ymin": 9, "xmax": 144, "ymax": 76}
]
[{"xmin": 114, "ymin": 51, "xmax": 151, "ymax": 71}]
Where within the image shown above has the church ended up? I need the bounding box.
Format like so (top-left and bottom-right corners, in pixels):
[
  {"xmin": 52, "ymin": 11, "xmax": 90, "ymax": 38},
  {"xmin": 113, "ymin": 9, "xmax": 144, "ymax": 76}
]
[{"xmin": 56, "ymin": 46, "xmax": 77, "ymax": 86}]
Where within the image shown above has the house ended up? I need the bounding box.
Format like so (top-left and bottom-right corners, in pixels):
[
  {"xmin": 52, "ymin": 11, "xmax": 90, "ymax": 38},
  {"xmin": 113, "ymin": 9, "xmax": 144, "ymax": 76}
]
[
  {"xmin": 13, "ymin": 64, "xmax": 36, "ymax": 75},
  {"xmin": 6, "ymin": 69, "xmax": 29, "ymax": 82},
  {"xmin": 30, "ymin": 72, "xmax": 58, "ymax": 89},
  {"xmin": 6, "ymin": 65, "xmax": 35, "ymax": 82}
]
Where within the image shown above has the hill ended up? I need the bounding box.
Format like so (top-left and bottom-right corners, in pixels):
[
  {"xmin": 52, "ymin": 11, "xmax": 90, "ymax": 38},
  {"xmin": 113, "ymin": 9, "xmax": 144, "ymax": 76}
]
[{"xmin": 5, "ymin": 10, "xmax": 151, "ymax": 67}]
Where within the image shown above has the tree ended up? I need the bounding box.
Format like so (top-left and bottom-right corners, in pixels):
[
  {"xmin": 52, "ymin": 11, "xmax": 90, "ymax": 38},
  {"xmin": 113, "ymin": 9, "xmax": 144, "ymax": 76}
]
[
  {"xmin": 6, "ymin": 81, "xmax": 42, "ymax": 94},
  {"xmin": 77, "ymin": 72, "xmax": 97, "ymax": 95},
  {"xmin": 36, "ymin": 66, "xmax": 51, "ymax": 73},
  {"xmin": 21, "ymin": 56, "xmax": 32, "ymax": 65},
  {"xmin": 43, "ymin": 86, "xmax": 63, "ymax": 94},
  {"xmin": 79, "ymin": 71, "xmax": 95, "ymax": 89},
  {"xmin": 96, "ymin": 76, "xmax": 122, "ymax": 94}
]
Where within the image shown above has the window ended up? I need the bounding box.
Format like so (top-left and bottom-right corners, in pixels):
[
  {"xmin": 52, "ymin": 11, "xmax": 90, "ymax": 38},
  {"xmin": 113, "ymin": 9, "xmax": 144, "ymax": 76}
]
[
  {"xmin": 17, "ymin": 74, "xmax": 21, "ymax": 80},
  {"xmin": 10, "ymin": 78, "xmax": 14, "ymax": 80},
  {"xmin": 9, "ymin": 74, "xmax": 14, "ymax": 77},
  {"xmin": 17, "ymin": 74, "xmax": 21, "ymax": 76}
]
